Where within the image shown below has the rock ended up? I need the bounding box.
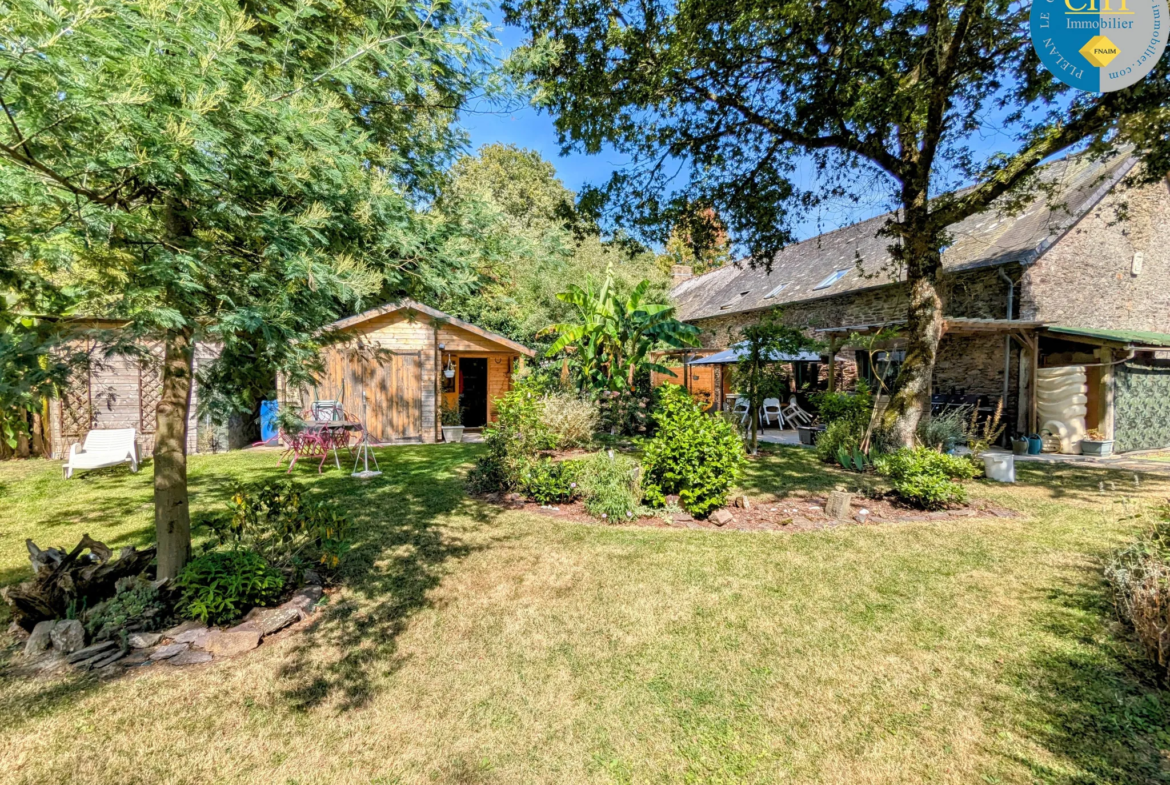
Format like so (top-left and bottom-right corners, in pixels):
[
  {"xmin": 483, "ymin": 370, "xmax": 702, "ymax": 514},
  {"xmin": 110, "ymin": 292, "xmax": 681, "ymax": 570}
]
[
  {"xmin": 49, "ymin": 619, "xmax": 85, "ymax": 654},
  {"xmin": 91, "ymin": 649, "xmax": 127, "ymax": 669},
  {"xmin": 825, "ymin": 491, "xmax": 853, "ymax": 520},
  {"xmin": 23, "ymin": 620, "xmax": 58, "ymax": 658},
  {"xmin": 284, "ymin": 586, "xmax": 324, "ymax": 619},
  {"xmin": 169, "ymin": 649, "xmax": 213, "ymax": 666},
  {"xmin": 121, "ymin": 649, "xmax": 154, "ymax": 667},
  {"xmin": 127, "ymin": 631, "xmax": 163, "ymax": 649},
  {"xmin": 150, "ymin": 643, "xmax": 189, "ymax": 661},
  {"xmin": 710, "ymin": 509, "xmax": 735, "ymax": 527},
  {"xmin": 854, "ymin": 508, "xmax": 870, "ymax": 524},
  {"xmin": 27, "ymin": 652, "xmax": 69, "ymax": 674},
  {"xmin": 172, "ymin": 625, "xmax": 211, "ymax": 647},
  {"xmin": 203, "ymin": 629, "xmax": 260, "ymax": 657},
  {"xmin": 733, "ymin": 495, "xmax": 751, "ymax": 509},
  {"xmin": 234, "ymin": 607, "xmax": 299, "ymax": 638},
  {"xmin": 163, "ymin": 620, "xmax": 205, "ymax": 639},
  {"xmin": 66, "ymin": 640, "xmax": 117, "ymax": 664},
  {"xmin": 302, "ymin": 570, "xmax": 322, "ymax": 586}
]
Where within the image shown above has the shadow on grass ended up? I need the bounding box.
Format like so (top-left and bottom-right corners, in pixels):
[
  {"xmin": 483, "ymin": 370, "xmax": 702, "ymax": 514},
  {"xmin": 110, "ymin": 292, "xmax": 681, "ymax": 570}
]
[
  {"xmin": 740, "ymin": 444, "xmax": 880, "ymax": 498},
  {"xmin": 999, "ymin": 564, "xmax": 1170, "ymax": 783},
  {"xmin": 271, "ymin": 444, "xmax": 508, "ymax": 713}
]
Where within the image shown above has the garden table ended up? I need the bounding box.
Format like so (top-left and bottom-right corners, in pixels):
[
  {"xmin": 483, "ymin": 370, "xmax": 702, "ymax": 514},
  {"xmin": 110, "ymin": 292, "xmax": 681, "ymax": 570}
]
[{"xmin": 279, "ymin": 421, "xmax": 363, "ymax": 474}]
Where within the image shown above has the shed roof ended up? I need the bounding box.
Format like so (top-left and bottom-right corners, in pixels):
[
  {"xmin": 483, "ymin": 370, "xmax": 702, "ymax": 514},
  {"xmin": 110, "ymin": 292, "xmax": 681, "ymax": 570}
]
[
  {"xmin": 1045, "ymin": 325, "xmax": 1170, "ymax": 349},
  {"xmin": 672, "ymin": 152, "xmax": 1136, "ymax": 322},
  {"xmin": 330, "ymin": 300, "xmax": 536, "ymax": 357}
]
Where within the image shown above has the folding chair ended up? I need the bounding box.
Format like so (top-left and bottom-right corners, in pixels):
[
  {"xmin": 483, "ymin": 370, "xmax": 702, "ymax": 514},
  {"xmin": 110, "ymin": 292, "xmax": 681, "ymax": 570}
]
[
  {"xmin": 760, "ymin": 398, "xmax": 785, "ymax": 429},
  {"xmin": 782, "ymin": 395, "xmax": 813, "ymax": 426},
  {"xmin": 732, "ymin": 397, "xmax": 751, "ymax": 428},
  {"xmin": 310, "ymin": 400, "xmax": 342, "ymax": 422}
]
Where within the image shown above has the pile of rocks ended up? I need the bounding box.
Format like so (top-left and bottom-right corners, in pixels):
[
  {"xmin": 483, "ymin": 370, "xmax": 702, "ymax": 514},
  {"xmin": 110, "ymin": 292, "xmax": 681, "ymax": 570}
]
[{"xmin": 20, "ymin": 585, "xmax": 323, "ymax": 675}]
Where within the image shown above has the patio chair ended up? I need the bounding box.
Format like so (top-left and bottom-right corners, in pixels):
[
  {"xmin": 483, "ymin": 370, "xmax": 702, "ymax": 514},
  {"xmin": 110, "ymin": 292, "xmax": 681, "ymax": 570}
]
[
  {"xmin": 782, "ymin": 395, "xmax": 813, "ymax": 426},
  {"xmin": 760, "ymin": 398, "xmax": 785, "ymax": 429},
  {"xmin": 732, "ymin": 397, "xmax": 751, "ymax": 427},
  {"xmin": 64, "ymin": 428, "xmax": 139, "ymax": 479},
  {"xmin": 309, "ymin": 400, "xmax": 342, "ymax": 422}
]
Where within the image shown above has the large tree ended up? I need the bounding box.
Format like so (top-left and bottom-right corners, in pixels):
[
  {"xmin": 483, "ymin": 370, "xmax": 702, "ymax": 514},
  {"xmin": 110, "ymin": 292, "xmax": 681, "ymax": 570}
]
[
  {"xmin": 0, "ymin": 0, "xmax": 491, "ymax": 577},
  {"xmin": 502, "ymin": 0, "xmax": 1170, "ymax": 444}
]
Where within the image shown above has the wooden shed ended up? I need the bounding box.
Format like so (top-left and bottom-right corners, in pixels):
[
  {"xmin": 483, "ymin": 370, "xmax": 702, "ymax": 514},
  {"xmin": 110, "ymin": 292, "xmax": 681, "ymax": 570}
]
[{"xmin": 283, "ymin": 301, "xmax": 535, "ymax": 444}]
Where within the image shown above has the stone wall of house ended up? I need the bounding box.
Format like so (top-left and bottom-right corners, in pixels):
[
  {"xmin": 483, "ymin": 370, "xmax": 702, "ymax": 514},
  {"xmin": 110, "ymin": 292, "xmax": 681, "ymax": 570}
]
[
  {"xmin": 691, "ymin": 264, "xmax": 1020, "ymax": 348},
  {"xmin": 1022, "ymin": 175, "xmax": 1170, "ymax": 333}
]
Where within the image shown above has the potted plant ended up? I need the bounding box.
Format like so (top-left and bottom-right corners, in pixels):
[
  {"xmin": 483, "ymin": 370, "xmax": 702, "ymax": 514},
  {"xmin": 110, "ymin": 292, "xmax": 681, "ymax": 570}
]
[
  {"xmin": 440, "ymin": 396, "xmax": 464, "ymax": 443},
  {"xmin": 1081, "ymin": 428, "xmax": 1114, "ymax": 457}
]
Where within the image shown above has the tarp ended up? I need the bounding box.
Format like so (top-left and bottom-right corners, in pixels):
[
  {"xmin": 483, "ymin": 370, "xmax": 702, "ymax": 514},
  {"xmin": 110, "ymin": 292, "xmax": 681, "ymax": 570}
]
[{"xmin": 688, "ymin": 346, "xmax": 822, "ymax": 365}]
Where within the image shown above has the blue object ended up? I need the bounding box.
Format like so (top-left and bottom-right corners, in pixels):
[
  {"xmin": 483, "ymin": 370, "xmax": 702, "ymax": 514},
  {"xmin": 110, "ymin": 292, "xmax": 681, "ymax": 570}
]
[
  {"xmin": 1027, "ymin": 434, "xmax": 1043, "ymax": 455},
  {"xmin": 260, "ymin": 400, "xmax": 279, "ymax": 443}
]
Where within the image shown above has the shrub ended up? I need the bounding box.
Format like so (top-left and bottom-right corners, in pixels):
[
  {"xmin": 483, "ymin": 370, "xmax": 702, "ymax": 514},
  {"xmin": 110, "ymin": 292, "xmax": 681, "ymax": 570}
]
[
  {"xmin": 641, "ymin": 384, "xmax": 745, "ymax": 516},
  {"xmin": 810, "ymin": 380, "xmax": 872, "ymax": 427},
  {"xmin": 175, "ymin": 550, "xmax": 285, "ymax": 625},
  {"xmin": 540, "ymin": 392, "xmax": 599, "ymax": 448},
  {"xmin": 597, "ymin": 386, "xmax": 654, "ymax": 437},
  {"xmin": 468, "ymin": 376, "xmax": 555, "ymax": 494},
  {"xmin": 576, "ymin": 450, "xmax": 643, "ymax": 522},
  {"xmin": 815, "ymin": 419, "xmax": 865, "ymax": 464},
  {"xmin": 875, "ymin": 447, "xmax": 979, "ymax": 509},
  {"xmin": 197, "ymin": 478, "xmax": 352, "ymax": 577},
  {"xmin": 85, "ymin": 577, "xmax": 167, "ymax": 642},
  {"xmin": 916, "ymin": 406, "xmax": 971, "ymax": 451},
  {"xmin": 1104, "ymin": 515, "xmax": 1170, "ymax": 679},
  {"xmin": 520, "ymin": 457, "xmax": 582, "ymax": 505}
]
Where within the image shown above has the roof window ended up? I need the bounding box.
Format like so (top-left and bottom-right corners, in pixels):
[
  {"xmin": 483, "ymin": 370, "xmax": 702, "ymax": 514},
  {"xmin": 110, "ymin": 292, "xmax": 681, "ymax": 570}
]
[
  {"xmin": 719, "ymin": 290, "xmax": 751, "ymax": 310},
  {"xmin": 764, "ymin": 283, "xmax": 788, "ymax": 299},
  {"xmin": 813, "ymin": 270, "xmax": 848, "ymax": 290}
]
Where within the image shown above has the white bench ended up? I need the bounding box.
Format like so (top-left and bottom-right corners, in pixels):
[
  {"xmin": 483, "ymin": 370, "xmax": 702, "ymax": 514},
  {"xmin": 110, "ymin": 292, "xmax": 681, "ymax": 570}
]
[{"xmin": 64, "ymin": 428, "xmax": 139, "ymax": 479}]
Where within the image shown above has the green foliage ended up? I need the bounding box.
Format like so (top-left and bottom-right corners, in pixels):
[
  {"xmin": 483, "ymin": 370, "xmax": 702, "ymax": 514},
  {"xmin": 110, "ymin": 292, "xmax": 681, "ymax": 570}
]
[
  {"xmin": 917, "ymin": 406, "xmax": 972, "ymax": 452},
  {"xmin": 811, "ymin": 381, "xmax": 873, "ymax": 429},
  {"xmin": 1104, "ymin": 513, "xmax": 1170, "ymax": 679},
  {"xmin": 597, "ymin": 381, "xmax": 655, "ymax": 437},
  {"xmin": 543, "ymin": 265, "xmax": 699, "ymax": 393},
  {"xmin": 519, "ymin": 457, "xmax": 581, "ymax": 505},
  {"xmin": 815, "ymin": 419, "xmax": 864, "ymax": 465},
  {"xmin": 539, "ymin": 391, "xmax": 599, "ymax": 448},
  {"xmin": 836, "ymin": 445, "xmax": 871, "ymax": 473},
  {"xmin": 197, "ymin": 479, "xmax": 352, "ymax": 576},
  {"xmin": 85, "ymin": 577, "xmax": 167, "ymax": 643},
  {"xmin": 175, "ymin": 550, "xmax": 285, "ymax": 625},
  {"xmin": 641, "ymin": 384, "xmax": 745, "ymax": 516},
  {"xmin": 875, "ymin": 448, "xmax": 979, "ymax": 510},
  {"xmin": 576, "ymin": 450, "xmax": 643, "ymax": 522},
  {"xmin": 468, "ymin": 375, "xmax": 555, "ymax": 493},
  {"xmin": 440, "ymin": 395, "xmax": 464, "ymax": 427},
  {"xmin": 731, "ymin": 311, "xmax": 818, "ymax": 453}
]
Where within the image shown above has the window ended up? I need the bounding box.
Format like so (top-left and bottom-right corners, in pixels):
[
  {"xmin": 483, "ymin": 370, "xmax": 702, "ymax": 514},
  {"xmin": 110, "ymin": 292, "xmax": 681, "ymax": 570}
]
[
  {"xmin": 719, "ymin": 290, "xmax": 752, "ymax": 310},
  {"xmin": 764, "ymin": 283, "xmax": 788, "ymax": 299},
  {"xmin": 856, "ymin": 350, "xmax": 905, "ymax": 391},
  {"xmin": 813, "ymin": 269, "xmax": 848, "ymax": 290}
]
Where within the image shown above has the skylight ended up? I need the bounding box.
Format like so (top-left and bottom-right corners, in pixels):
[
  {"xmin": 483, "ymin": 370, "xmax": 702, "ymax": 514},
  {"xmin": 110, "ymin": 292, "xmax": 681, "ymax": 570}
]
[
  {"xmin": 813, "ymin": 270, "xmax": 848, "ymax": 290},
  {"xmin": 764, "ymin": 283, "xmax": 788, "ymax": 299},
  {"xmin": 719, "ymin": 290, "xmax": 751, "ymax": 310}
]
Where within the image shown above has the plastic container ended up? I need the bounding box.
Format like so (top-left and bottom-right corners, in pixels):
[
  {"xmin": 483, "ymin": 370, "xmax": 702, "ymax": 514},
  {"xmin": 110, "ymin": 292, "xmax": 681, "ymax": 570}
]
[
  {"xmin": 259, "ymin": 400, "xmax": 279, "ymax": 443},
  {"xmin": 983, "ymin": 453, "xmax": 1016, "ymax": 483}
]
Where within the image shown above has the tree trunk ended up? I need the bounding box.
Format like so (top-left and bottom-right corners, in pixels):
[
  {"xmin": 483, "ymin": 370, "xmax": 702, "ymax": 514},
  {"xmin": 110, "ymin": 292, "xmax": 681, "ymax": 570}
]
[
  {"xmin": 887, "ymin": 227, "xmax": 945, "ymax": 447},
  {"xmin": 154, "ymin": 324, "xmax": 195, "ymax": 580}
]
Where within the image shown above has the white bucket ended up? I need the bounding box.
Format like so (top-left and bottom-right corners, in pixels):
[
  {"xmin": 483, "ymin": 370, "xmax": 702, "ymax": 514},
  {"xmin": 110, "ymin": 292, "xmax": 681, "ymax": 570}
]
[{"xmin": 982, "ymin": 453, "xmax": 1016, "ymax": 483}]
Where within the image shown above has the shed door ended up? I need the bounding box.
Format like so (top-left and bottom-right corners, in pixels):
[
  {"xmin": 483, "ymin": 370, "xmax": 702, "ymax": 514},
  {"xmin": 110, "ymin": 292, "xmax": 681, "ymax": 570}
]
[{"xmin": 319, "ymin": 348, "xmax": 422, "ymax": 443}]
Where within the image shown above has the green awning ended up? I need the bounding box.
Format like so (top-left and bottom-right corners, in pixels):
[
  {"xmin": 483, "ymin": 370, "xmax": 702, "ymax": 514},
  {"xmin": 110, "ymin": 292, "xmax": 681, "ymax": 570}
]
[{"xmin": 1045, "ymin": 325, "xmax": 1170, "ymax": 348}]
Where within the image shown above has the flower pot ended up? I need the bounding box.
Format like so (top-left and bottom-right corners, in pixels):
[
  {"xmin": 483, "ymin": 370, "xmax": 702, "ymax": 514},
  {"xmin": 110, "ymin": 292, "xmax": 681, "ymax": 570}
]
[
  {"xmin": 1011, "ymin": 438, "xmax": 1029, "ymax": 456},
  {"xmin": 1026, "ymin": 435, "xmax": 1043, "ymax": 455},
  {"xmin": 1080, "ymin": 439, "xmax": 1114, "ymax": 457},
  {"xmin": 982, "ymin": 453, "xmax": 1016, "ymax": 483},
  {"xmin": 442, "ymin": 425, "xmax": 464, "ymax": 443},
  {"xmin": 797, "ymin": 425, "xmax": 825, "ymax": 446},
  {"xmin": 443, "ymin": 369, "xmax": 455, "ymax": 379}
]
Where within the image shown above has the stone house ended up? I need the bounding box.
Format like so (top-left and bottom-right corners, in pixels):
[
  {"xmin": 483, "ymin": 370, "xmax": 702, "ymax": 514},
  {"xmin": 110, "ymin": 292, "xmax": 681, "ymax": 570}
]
[{"xmin": 660, "ymin": 153, "xmax": 1170, "ymax": 453}]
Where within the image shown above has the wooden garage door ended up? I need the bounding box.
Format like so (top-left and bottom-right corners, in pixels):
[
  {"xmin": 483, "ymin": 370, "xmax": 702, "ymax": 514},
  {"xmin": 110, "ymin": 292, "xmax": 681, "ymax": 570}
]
[{"xmin": 319, "ymin": 349, "xmax": 422, "ymax": 443}]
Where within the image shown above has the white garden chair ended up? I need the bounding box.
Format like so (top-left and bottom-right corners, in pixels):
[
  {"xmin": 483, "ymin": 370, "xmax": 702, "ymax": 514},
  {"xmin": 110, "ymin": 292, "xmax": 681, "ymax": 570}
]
[
  {"xmin": 732, "ymin": 397, "xmax": 751, "ymax": 427},
  {"xmin": 64, "ymin": 428, "xmax": 139, "ymax": 479},
  {"xmin": 760, "ymin": 398, "xmax": 785, "ymax": 429},
  {"xmin": 783, "ymin": 395, "xmax": 814, "ymax": 426}
]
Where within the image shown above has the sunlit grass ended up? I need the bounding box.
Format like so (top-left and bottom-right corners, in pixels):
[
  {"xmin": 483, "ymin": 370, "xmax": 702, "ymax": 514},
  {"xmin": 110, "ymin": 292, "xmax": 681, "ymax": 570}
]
[{"xmin": 1, "ymin": 445, "xmax": 1168, "ymax": 784}]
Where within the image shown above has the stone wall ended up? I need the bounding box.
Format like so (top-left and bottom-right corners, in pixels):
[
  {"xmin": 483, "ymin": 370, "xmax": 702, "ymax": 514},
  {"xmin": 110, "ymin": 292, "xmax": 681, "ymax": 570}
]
[{"xmin": 1022, "ymin": 176, "xmax": 1170, "ymax": 333}]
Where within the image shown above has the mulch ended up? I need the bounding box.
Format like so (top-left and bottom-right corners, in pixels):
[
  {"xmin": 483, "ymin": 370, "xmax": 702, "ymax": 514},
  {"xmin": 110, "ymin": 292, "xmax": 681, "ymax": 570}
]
[{"xmin": 488, "ymin": 491, "xmax": 1019, "ymax": 533}]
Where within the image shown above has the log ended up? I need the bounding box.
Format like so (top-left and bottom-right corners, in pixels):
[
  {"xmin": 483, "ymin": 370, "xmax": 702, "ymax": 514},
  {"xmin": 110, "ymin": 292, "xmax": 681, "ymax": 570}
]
[{"xmin": 2, "ymin": 534, "xmax": 156, "ymax": 630}]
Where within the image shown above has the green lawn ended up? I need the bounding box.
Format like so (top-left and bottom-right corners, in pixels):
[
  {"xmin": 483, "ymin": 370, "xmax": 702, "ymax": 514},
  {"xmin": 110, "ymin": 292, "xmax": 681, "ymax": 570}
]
[{"xmin": 2, "ymin": 445, "xmax": 1169, "ymax": 784}]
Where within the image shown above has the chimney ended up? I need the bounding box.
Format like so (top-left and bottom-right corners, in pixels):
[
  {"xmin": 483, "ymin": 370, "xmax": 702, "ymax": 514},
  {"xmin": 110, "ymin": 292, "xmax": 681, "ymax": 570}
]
[{"xmin": 671, "ymin": 264, "xmax": 693, "ymax": 284}]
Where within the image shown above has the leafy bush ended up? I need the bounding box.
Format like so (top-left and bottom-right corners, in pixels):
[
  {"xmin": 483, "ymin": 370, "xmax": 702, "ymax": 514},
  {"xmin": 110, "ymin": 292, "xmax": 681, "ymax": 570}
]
[
  {"xmin": 540, "ymin": 392, "xmax": 599, "ymax": 448},
  {"xmin": 520, "ymin": 457, "xmax": 581, "ymax": 505},
  {"xmin": 197, "ymin": 478, "xmax": 352, "ymax": 576},
  {"xmin": 1104, "ymin": 515, "xmax": 1170, "ymax": 679},
  {"xmin": 916, "ymin": 406, "xmax": 971, "ymax": 451},
  {"xmin": 175, "ymin": 550, "xmax": 285, "ymax": 625},
  {"xmin": 875, "ymin": 447, "xmax": 979, "ymax": 509},
  {"xmin": 810, "ymin": 380, "xmax": 872, "ymax": 427},
  {"xmin": 815, "ymin": 419, "xmax": 865, "ymax": 464},
  {"xmin": 85, "ymin": 577, "xmax": 167, "ymax": 642},
  {"xmin": 576, "ymin": 450, "xmax": 643, "ymax": 522},
  {"xmin": 468, "ymin": 376, "xmax": 555, "ymax": 493},
  {"xmin": 597, "ymin": 385, "xmax": 654, "ymax": 437},
  {"xmin": 641, "ymin": 384, "xmax": 745, "ymax": 516}
]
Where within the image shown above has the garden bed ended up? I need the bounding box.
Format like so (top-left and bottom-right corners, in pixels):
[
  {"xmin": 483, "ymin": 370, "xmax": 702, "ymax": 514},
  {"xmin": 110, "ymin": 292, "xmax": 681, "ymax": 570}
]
[{"xmin": 500, "ymin": 491, "xmax": 1018, "ymax": 533}]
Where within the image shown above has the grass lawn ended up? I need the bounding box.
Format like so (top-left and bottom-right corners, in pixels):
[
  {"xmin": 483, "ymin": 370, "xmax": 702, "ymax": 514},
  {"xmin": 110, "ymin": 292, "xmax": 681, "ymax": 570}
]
[{"xmin": 2, "ymin": 445, "xmax": 1169, "ymax": 784}]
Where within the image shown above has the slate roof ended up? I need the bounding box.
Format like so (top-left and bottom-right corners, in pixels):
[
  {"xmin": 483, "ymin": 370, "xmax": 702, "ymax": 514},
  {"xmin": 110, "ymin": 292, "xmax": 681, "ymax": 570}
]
[{"xmin": 672, "ymin": 153, "xmax": 1137, "ymax": 322}]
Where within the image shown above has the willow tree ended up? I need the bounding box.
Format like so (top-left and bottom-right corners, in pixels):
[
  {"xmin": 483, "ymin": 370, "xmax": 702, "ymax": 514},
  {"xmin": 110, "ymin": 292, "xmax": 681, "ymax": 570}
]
[
  {"xmin": 503, "ymin": 0, "xmax": 1170, "ymax": 444},
  {"xmin": 0, "ymin": 0, "xmax": 491, "ymax": 577}
]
